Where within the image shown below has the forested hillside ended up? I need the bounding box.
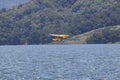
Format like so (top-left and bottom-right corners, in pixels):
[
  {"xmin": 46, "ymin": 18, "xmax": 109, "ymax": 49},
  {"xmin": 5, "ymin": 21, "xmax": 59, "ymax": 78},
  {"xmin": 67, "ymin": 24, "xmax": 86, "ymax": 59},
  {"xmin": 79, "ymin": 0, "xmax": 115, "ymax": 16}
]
[
  {"xmin": 64, "ymin": 25, "xmax": 120, "ymax": 44},
  {"xmin": 0, "ymin": 0, "xmax": 120, "ymax": 45}
]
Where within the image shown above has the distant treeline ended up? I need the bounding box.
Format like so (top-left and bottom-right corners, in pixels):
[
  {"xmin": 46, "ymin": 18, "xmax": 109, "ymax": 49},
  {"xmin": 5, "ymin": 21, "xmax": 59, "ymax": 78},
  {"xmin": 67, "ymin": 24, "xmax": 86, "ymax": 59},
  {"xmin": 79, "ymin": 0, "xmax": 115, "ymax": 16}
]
[
  {"xmin": 0, "ymin": 0, "xmax": 120, "ymax": 44},
  {"xmin": 86, "ymin": 26, "xmax": 120, "ymax": 44}
]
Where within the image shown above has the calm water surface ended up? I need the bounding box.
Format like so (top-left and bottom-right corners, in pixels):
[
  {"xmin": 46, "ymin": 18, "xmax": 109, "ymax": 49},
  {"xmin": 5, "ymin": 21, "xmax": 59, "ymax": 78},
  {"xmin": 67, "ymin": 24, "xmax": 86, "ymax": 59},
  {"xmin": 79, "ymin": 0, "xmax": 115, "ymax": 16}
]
[{"xmin": 0, "ymin": 44, "xmax": 120, "ymax": 80}]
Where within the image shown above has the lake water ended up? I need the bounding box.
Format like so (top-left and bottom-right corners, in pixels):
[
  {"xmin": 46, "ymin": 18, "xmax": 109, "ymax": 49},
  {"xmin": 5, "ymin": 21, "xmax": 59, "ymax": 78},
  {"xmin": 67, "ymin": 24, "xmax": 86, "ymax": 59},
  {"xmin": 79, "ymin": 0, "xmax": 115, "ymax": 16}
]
[{"xmin": 0, "ymin": 44, "xmax": 120, "ymax": 80}]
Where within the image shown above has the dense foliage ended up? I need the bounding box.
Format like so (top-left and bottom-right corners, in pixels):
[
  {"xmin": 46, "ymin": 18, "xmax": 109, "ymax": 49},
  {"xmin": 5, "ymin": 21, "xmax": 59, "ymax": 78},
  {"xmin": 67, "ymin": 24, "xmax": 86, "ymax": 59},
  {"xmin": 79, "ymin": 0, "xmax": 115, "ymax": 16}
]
[
  {"xmin": 0, "ymin": 0, "xmax": 120, "ymax": 44},
  {"xmin": 86, "ymin": 27, "xmax": 120, "ymax": 44}
]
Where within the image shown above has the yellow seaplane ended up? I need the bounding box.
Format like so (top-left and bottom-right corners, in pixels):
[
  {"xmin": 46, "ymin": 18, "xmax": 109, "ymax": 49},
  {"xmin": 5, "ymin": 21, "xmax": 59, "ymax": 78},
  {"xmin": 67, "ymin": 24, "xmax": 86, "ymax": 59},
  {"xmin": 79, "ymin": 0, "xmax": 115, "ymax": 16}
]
[{"xmin": 49, "ymin": 34, "xmax": 69, "ymax": 42}]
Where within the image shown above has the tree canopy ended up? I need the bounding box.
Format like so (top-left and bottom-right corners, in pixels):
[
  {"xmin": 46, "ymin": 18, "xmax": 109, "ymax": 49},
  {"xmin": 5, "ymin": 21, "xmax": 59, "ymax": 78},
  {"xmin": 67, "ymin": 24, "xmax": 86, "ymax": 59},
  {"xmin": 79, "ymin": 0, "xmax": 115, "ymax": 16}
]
[{"xmin": 0, "ymin": 0, "xmax": 120, "ymax": 44}]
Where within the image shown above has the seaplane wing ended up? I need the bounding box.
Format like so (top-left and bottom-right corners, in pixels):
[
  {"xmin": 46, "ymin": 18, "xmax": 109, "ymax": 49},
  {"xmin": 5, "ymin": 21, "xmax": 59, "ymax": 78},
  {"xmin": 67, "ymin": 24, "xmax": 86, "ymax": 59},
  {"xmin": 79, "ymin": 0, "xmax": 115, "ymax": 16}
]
[{"xmin": 49, "ymin": 34, "xmax": 69, "ymax": 39}]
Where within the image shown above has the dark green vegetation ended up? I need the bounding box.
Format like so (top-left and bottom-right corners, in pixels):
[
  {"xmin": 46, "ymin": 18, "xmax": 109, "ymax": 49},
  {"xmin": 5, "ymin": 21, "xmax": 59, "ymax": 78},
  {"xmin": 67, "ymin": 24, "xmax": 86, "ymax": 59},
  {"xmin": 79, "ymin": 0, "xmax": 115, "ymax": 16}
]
[
  {"xmin": 64, "ymin": 25, "xmax": 120, "ymax": 44},
  {"xmin": 86, "ymin": 26, "xmax": 120, "ymax": 44},
  {"xmin": 0, "ymin": 0, "xmax": 120, "ymax": 45}
]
